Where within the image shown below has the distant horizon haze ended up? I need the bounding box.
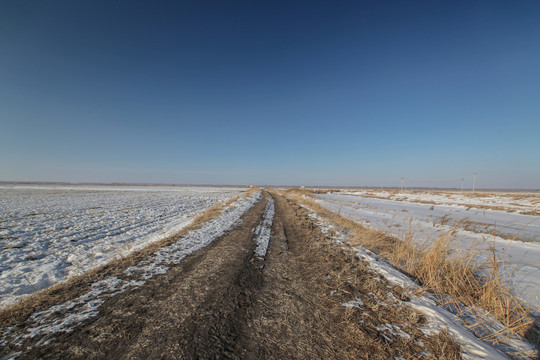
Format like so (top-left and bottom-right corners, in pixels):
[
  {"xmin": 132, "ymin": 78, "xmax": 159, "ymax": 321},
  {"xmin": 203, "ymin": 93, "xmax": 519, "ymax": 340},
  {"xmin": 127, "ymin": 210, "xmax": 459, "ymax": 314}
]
[{"xmin": 0, "ymin": 180, "xmax": 538, "ymax": 192}]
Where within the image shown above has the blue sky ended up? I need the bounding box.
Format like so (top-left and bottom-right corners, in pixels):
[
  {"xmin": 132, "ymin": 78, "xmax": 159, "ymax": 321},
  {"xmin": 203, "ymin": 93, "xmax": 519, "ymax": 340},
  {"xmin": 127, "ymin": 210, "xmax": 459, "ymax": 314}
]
[{"xmin": 1, "ymin": 1, "xmax": 539, "ymax": 188}]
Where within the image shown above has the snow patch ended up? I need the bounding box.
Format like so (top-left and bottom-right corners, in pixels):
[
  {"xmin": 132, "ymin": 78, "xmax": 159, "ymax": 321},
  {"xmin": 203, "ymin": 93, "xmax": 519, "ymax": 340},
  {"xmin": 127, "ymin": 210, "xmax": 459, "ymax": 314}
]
[
  {"xmin": 341, "ymin": 298, "xmax": 364, "ymax": 308},
  {"xmin": 376, "ymin": 323, "xmax": 412, "ymax": 341},
  {"xmin": 253, "ymin": 197, "xmax": 275, "ymax": 258}
]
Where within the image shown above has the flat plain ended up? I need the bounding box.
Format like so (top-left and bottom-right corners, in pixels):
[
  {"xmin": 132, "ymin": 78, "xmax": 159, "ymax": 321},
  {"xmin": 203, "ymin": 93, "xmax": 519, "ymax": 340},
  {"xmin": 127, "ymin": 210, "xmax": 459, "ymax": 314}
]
[{"xmin": 1, "ymin": 185, "xmax": 538, "ymax": 359}]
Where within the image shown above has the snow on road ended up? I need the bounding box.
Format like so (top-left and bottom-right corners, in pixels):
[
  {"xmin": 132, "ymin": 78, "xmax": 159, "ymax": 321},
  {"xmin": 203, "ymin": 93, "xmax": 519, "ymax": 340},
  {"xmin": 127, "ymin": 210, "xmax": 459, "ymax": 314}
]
[
  {"xmin": 253, "ymin": 196, "xmax": 275, "ymax": 259},
  {"xmin": 0, "ymin": 184, "xmax": 245, "ymax": 308},
  {"xmin": 314, "ymin": 191, "xmax": 540, "ymax": 311}
]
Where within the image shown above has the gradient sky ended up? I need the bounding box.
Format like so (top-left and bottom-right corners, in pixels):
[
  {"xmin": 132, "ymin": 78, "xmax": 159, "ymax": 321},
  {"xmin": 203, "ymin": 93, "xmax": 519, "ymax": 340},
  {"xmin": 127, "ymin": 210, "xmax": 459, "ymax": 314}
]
[{"xmin": 1, "ymin": 1, "xmax": 539, "ymax": 188}]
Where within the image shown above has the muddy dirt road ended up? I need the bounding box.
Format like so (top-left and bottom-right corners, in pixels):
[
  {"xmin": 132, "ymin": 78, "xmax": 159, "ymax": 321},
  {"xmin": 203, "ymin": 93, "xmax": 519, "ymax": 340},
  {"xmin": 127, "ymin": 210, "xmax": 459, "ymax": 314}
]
[{"xmin": 1, "ymin": 192, "xmax": 459, "ymax": 359}]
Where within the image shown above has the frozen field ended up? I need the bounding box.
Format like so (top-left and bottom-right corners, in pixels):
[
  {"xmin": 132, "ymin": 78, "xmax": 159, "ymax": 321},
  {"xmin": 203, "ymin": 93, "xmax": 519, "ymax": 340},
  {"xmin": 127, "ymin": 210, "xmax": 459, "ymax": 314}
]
[
  {"xmin": 314, "ymin": 190, "xmax": 540, "ymax": 311},
  {"xmin": 344, "ymin": 190, "xmax": 539, "ymax": 215},
  {"xmin": 0, "ymin": 184, "xmax": 245, "ymax": 308}
]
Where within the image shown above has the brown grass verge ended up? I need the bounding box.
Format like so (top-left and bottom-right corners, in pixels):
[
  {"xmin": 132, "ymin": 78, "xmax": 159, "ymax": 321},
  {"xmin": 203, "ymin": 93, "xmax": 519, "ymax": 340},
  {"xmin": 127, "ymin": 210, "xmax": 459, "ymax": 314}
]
[
  {"xmin": 280, "ymin": 189, "xmax": 538, "ymax": 348},
  {"xmin": 265, "ymin": 194, "xmax": 462, "ymax": 359},
  {"xmin": 0, "ymin": 189, "xmax": 258, "ymax": 329}
]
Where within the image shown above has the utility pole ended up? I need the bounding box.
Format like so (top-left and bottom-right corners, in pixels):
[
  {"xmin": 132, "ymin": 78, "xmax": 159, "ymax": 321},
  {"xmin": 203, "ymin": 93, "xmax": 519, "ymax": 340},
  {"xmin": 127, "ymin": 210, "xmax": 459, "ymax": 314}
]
[
  {"xmin": 472, "ymin": 172, "xmax": 476, "ymax": 193},
  {"xmin": 400, "ymin": 177, "xmax": 404, "ymax": 192},
  {"xmin": 461, "ymin": 178, "xmax": 464, "ymax": 192}
]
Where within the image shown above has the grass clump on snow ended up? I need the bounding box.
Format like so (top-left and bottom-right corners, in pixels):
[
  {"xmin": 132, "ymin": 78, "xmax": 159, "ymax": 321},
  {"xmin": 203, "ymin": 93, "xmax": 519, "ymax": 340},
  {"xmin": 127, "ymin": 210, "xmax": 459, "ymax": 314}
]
[{"xmin": 283, "ymin": 188, "xmax": 538, "ymax": 348}]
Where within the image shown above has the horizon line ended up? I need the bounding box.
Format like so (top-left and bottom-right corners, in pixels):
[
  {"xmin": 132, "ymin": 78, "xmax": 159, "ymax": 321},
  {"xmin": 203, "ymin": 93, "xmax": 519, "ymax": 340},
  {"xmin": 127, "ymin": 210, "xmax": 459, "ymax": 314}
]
[{"xmin": 1, "ymin": 181, "xmax": 538, "ymax": 192}]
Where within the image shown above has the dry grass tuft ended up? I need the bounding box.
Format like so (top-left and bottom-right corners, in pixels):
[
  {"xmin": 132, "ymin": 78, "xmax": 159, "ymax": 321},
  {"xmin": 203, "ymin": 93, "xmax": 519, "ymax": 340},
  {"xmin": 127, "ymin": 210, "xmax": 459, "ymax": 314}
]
[
  {"xmin": 425, "ymin": 329, "xmax": 462, "ymax": 359},
  {"xmin": 282, "ymin": 189, "xmax": 537, "ymax": 345},
  {"xmin": 266, "ymin": 195, "xmax": 461, "ymax": 359}
]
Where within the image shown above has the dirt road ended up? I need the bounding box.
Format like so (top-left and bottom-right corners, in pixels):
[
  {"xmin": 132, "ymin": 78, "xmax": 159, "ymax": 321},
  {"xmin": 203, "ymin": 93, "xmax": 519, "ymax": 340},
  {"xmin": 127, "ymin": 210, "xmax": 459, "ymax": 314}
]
[{"xmin": 1, "ymin": 192, "xmax": 459, "ymax": 359}]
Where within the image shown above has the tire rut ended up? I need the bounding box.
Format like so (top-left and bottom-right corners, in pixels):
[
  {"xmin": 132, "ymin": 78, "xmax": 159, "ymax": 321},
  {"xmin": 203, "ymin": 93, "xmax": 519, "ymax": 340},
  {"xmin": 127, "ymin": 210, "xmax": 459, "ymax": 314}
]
[
  {"xmin": 19, "ymin": 193, "xmax": 269, "ymax": 360},
  {"xmin": 242, "ymin": 193, "xmax": 461, "ymax": 359}
]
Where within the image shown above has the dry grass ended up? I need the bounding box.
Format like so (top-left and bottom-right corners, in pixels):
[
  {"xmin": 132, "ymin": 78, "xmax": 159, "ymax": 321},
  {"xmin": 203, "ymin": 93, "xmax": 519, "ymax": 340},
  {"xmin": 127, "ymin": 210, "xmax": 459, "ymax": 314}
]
[
  {"xmin": 265, "ymin": 194, "xmax": 462, "ymax": 359},
  {"xmin": 425, "ymin": 329, "xmax": 462, "ymax": 360},
  {"xmin": 282, "ymin": 188, "xmax": 538, "ymax": 347}
]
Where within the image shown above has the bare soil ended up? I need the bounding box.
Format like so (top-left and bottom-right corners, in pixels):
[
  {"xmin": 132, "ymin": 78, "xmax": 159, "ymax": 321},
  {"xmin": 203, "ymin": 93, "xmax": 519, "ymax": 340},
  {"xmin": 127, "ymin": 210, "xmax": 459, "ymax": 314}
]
[{"xmin": 1, "ymin": 192, "xmax": 460, "ymax": 359}]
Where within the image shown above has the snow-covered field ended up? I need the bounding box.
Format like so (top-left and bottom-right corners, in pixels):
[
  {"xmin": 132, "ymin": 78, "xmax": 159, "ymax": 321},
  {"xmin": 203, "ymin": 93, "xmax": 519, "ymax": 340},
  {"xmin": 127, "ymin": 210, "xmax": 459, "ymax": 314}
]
[
  {"xmin": 314, "ymin": 190, "xmax": 540, "ymax": 311},
  {"xmin": 0, "ymin": 184, "xmax": 245, "ymax": 308},
  {"xmin": 0, "ymin": 191, "xmax": 261, "ymax": 352},
  {"xmin": 342, "ymin": 190, "xmax": 539, "ymax": 215}
]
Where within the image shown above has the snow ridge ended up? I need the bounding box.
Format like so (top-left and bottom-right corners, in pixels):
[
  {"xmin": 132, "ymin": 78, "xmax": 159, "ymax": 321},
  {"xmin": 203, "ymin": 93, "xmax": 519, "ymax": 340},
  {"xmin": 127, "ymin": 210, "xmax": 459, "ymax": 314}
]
[
  {"xmin": 302, "ymin": 206, "xmax": 537, "ymax": 360},
  {"xmin": 125, "ymin": 191, "xmax": 262, "ymax": 278},
  {"xmin": 253, "ymin": 196, "xmax": 275, "ymax": 258}
]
